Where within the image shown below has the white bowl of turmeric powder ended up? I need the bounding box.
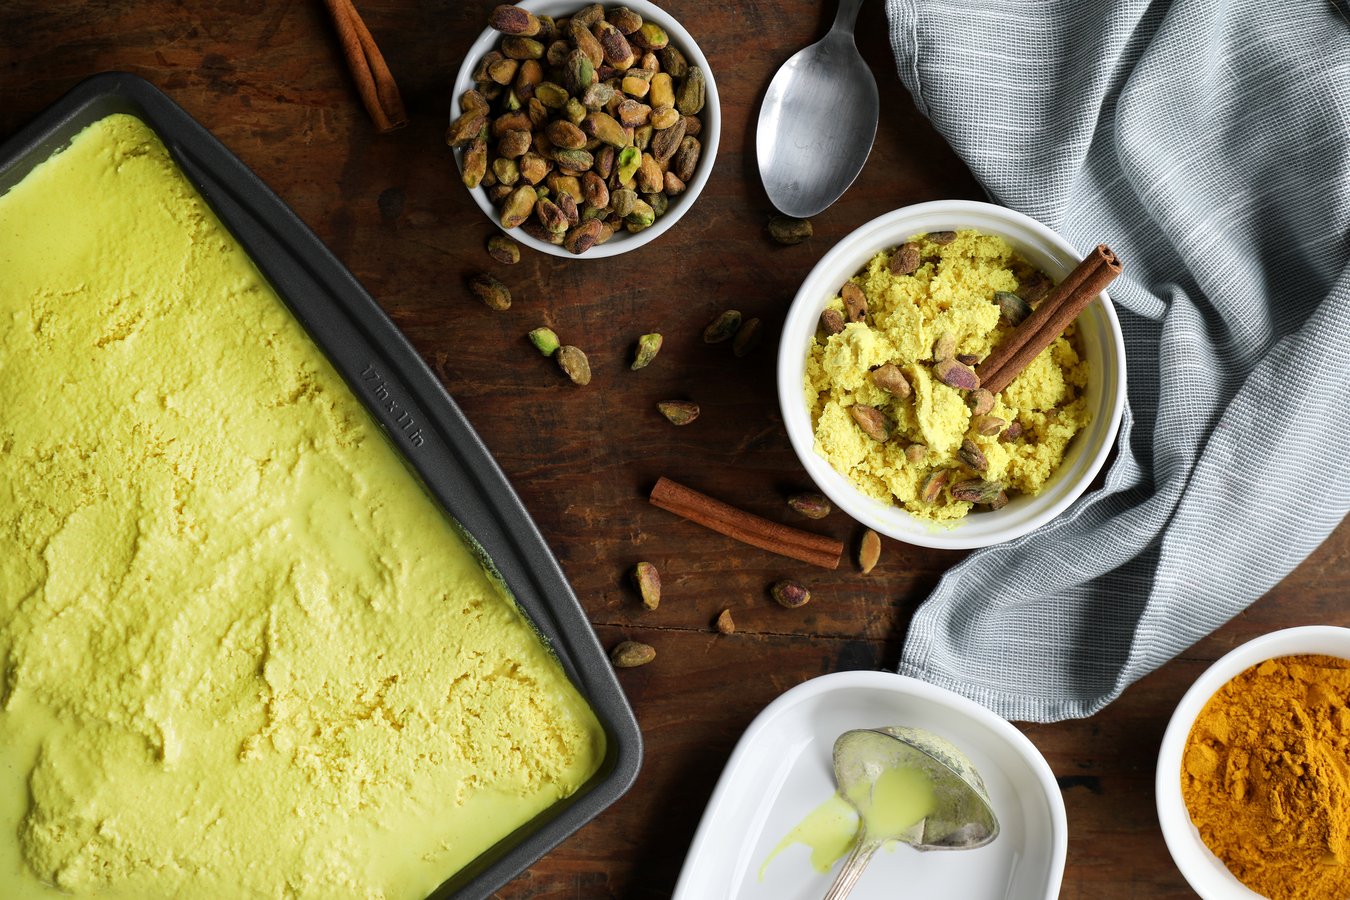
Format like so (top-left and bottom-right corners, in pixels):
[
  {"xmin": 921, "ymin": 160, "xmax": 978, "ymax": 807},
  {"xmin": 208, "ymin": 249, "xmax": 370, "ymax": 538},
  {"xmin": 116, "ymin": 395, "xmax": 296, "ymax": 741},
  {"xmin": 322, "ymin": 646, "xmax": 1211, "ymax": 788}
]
[
  {"xmin": 1157, "ymin": 626, "xmax": 1350, "ymax": 900},
  {"xmin": 777, "ymin": 200, "xmax": 1126, "ymax": 550}
]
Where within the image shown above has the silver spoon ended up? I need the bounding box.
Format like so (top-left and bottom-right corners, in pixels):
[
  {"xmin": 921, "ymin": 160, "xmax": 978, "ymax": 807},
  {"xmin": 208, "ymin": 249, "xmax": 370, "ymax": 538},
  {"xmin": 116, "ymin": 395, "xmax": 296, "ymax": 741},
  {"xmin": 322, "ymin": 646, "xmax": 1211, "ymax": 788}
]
[
  {"xmin": 824, "ymin": 726, "xmax": 999, "ymax": 900},
  {"xmin": 756, "ymin": 0, "xmax": 880, "ymax": 218}
]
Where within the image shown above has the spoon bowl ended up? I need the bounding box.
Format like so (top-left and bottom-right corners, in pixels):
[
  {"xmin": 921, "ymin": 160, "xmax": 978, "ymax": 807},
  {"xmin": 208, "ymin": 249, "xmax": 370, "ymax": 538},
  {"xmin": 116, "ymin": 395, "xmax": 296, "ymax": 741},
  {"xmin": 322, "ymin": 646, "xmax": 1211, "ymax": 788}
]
[
  {"xmin": 756, "ymin": 0, "xmax": 879, "ymax": 218},
  {"xmin": 825, "ymin": 726, "xmax": 999, "ymax": 899}
]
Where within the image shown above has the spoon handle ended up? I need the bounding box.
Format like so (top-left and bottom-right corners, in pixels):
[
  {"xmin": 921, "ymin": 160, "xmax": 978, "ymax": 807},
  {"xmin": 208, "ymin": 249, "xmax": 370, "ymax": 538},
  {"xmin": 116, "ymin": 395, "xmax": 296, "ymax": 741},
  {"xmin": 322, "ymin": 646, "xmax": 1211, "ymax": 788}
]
[
  {"xmin": 832, "ymin": 0, "xmax": 867, "ymax": 33},
  {"xmin": 821, "ymin": 837, "xmax": 881, "ymax": 900}
]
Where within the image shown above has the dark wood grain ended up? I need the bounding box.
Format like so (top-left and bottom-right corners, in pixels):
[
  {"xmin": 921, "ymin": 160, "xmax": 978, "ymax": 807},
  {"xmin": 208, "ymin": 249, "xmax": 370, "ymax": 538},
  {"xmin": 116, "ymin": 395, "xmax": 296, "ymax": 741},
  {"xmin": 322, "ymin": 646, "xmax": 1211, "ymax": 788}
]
[{"xmin": 2, "ymin": 2, "xmax": 1345, "ymax": 898}]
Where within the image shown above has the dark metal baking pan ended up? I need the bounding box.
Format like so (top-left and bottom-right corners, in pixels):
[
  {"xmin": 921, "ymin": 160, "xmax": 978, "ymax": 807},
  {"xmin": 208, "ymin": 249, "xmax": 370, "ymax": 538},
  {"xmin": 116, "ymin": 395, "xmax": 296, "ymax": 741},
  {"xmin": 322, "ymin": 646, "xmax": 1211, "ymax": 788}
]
[{"xmin": 0, "ymin": 71, "xmax": 641, "ymax": 900}]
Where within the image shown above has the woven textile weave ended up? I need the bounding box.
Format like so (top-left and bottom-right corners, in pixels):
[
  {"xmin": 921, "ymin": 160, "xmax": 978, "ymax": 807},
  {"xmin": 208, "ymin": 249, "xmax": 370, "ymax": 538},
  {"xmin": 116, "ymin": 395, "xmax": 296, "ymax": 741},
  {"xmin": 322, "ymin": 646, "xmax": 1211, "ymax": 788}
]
[{"xmin": 885, "ymin": 0, "xmax": 1350, "ymax": 720}]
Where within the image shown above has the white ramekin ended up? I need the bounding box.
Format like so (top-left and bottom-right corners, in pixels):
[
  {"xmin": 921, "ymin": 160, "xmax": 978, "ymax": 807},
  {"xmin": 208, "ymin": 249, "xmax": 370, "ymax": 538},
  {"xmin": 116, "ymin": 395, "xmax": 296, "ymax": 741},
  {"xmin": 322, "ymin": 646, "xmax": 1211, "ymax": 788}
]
[
  {"xmin": 1157, "ymin": 626, "xmax": 1350, "ymax": 899},
  {"xmin": 777, "ymin": 200, "xmax": 1127, "ymax": 550},
  {"xmin": 449, "ymin": 0, "xmax": 719, "ymax": 259}
]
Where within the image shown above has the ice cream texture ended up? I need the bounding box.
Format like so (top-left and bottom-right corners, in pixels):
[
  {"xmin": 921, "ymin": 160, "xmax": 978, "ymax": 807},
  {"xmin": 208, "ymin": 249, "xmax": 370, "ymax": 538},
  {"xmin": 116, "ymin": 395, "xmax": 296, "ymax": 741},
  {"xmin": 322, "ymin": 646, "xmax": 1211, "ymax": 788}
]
[
  {"xmin": 805, "ymin": 230, "xmax": 1091, "ymax": 520},
  {"xmin": 0, "ymin": 114, "xmax": 605, "ymax": 898}
]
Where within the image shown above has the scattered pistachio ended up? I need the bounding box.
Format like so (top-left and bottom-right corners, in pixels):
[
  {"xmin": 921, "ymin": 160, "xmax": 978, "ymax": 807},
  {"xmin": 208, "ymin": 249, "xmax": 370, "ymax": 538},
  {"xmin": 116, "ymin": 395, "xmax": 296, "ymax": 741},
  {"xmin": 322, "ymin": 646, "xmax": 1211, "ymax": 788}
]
[
  {"xmin": 703, "ymin": 310, "xmax": 742, "ymax": 344},
  {"xmin": 993, "ymin": 290, "xmax": 1032, "ymax": 326},
  {"xmin": 610, "ymin": 640, "xmax": 656, "ymax": 668},
  {"xmin": 732, "ymin": 318, "xmax": 762, "ymax": 357},
  {"xmin": 556, "ymin": 345, "xmax": 591, "ymax": 384},
  {"xmin": 969, "ymin": 389, "xmax": 995, "ymax": 415},
  {"xmin": 849, "ymin": 405, "xmax": 890, "ymax": 442},
  {"xmin": 631, "ymin": 332, "xmax": 663, "ymax": 369},
  {"xmin": 768, "ymin": 215, "xmax": 813, "ymax": 245},
  {"xmin": 928, "ymin": 230, "xmax": 957, "ymax": 244},
  {"xmin": 771, "ymin": 580, "xmax": 811, "ymax": 609},
  {"xmin": 950, "ymin": 479, "xmax": 1005, "ymax": 504},
  {"xmin": 956, "ymin": 353, "xmax": 980, "ymax": 367},
  {"xmin": 989, "ymin": 490, "xmax": 1010, "ymax": 510},
  {"xmin": 528, "ymin": 326, "xmax": 560, "ymax": 355},
  {"xmin": 905, "ymin": 443, "xmax": 927, "ymax": 464},
  {"xmin": 820, "ymin": 309, "xmax": 846, "ymax": 336},
  {"xmin": 487, "ymin": 233, "xmax": 521, "ymax": 264},
  {"xmin": 920, "ymin": 469, "xmax": 950, "ymax": 504},
  {"xmin": 858, "ymin": 529, "xmax": 881, "ymax": 575},
  {"xmin": 1000, "ymin": 420, "xmax": 1024, "ymax": 442},
  {"xmin": 889, "ymin": 241, "xmax": 921, "ymax": 276},
  {"xmin": 715, "ymin": 608, "xmax": 736, "ymax": 634},
  {"xmin": 787, "ymin": 492, "xmax": 831, "ymax": 520},
  {"xmin": 870, "ymin": 364, "xmax": 911, "ymax": 398},
  {"xmin": 469, "ymin": 273, "xmax": 512, "ymax": 310},
  {"xmin": 933, "ymin": 358, "xmax": 980, "ymax": 390},
  {"xmin": 842, "ymin": 282, "xmax": 867, "ymax": 323},
  {"xmin": 632, "ymin": 561, "xmax": 661, "ymax": 610},
  {"xmin": 657, "ymin": 400, "xmax": 700, "ymax": 425}
]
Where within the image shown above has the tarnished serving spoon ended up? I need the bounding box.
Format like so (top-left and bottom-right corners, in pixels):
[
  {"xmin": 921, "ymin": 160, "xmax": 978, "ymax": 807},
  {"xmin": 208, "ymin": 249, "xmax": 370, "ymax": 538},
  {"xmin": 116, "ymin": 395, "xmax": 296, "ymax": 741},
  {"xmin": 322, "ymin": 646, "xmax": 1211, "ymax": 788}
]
[
  {"xmin": 756, "ymin": 0, "xmax": 880, "ymax": 218},
  {"xmin": 823, "ymin": 726, "xmax": 999, "ymax": 899}
]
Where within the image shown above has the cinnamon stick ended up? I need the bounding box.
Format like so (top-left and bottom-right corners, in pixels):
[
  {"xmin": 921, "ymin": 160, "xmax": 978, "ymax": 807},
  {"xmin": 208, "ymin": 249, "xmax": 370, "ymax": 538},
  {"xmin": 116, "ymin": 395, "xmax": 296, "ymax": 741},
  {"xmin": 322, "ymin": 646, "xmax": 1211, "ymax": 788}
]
[
  {"xmin": 322, "ymin": 0, "xmax": 408, "ymax": 133},
  {"xmin": 976, "ymin": 244, "xmax": 1121, "ymax": 395},
  {"xmin": 649, "ymin": 477, "xmax": 844, "ymax": 570}
]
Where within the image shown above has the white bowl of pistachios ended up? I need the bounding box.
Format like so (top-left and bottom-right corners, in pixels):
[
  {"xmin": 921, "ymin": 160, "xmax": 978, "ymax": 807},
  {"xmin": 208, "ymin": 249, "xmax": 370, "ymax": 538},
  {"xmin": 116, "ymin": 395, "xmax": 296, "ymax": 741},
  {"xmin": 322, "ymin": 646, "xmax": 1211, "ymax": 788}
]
[
  {"xmin": 449, "ymin": 0, "xmax": 719, "ymax": 258},
  {"xmin": 777, "ymin": 200, "xmax": 1127, "ymax": 550}
]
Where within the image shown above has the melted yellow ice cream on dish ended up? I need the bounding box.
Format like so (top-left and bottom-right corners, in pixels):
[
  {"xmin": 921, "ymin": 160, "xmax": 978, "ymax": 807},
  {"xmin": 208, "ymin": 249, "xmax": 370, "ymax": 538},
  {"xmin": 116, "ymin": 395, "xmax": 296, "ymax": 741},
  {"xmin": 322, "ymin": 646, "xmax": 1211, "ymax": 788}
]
[
  {"xmin": 0, "ymin": 114, "xmax": 604, "ymax": 899},
  {"xmin": 805, "ymin": 230, "xmax": 1091, "ymax": 521}
]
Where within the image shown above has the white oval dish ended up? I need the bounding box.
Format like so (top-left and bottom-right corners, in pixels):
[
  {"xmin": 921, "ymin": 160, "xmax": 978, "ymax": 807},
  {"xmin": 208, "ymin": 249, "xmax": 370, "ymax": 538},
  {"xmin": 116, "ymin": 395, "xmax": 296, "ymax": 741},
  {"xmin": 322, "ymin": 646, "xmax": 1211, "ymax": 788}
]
[
  {"xmin": 449, "ymin": 0, "xmax": 720, "ymax": 258},
  {"xmin": 673, "ymin": 670, "xmax": 1066, "ymax": 900},
  {"xmin": 777, "ymin": 200, "xmax": 1127, "ymax": 549},
  {"xmin": 1156, "ymin": 626, "xmax": 1350, "ymax": 899}
]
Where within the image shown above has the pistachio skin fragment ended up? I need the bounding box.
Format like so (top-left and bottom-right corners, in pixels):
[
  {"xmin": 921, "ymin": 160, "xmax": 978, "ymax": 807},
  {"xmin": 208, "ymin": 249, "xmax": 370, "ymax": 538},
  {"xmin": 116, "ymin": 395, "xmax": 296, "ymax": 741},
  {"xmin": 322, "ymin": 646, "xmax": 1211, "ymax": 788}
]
[{"xmin": 858, "ymin": 530, "xmax": 882, "ymax": 575}]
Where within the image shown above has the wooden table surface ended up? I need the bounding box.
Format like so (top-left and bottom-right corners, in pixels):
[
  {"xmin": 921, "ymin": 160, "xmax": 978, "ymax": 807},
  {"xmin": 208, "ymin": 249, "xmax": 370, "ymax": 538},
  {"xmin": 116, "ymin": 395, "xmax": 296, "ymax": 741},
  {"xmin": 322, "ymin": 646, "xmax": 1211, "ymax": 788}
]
[{"xmin": 3, "ymin": 2, "xmax": 1346, "ymax": 898}]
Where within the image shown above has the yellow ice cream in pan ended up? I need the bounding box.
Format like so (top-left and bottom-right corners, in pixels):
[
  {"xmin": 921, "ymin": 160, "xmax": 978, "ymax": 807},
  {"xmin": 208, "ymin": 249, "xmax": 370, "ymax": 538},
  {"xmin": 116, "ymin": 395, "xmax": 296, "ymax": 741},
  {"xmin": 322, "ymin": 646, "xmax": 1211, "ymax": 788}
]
[{"xmin": 0, "ymin": 113, "xmax": 605, "ymax": 899}]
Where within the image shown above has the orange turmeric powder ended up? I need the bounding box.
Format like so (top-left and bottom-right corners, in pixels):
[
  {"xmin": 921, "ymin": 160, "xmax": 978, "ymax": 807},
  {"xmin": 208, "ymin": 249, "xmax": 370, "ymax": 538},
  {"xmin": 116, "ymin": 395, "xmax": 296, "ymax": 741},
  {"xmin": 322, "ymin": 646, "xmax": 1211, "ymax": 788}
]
[{"xmin": 1181, "ymin": 654, "xmax": 1350, "ymax": 900}]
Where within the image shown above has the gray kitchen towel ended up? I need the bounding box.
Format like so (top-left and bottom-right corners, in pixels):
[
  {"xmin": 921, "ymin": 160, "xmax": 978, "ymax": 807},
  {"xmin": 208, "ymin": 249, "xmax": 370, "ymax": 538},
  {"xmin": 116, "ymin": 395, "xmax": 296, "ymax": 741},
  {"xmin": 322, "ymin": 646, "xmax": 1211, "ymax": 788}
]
[{"xmin": 886, "ymin": 0, "xmax": 1350, "ymax": 721}]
